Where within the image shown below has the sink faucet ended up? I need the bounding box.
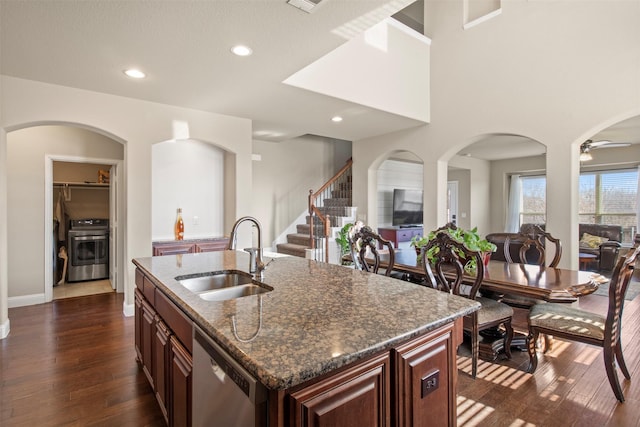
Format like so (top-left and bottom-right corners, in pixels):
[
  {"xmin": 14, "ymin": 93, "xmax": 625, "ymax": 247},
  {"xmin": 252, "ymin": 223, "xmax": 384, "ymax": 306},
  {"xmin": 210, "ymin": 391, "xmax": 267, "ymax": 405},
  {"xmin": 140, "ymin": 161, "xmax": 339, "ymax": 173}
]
[{"xmin": 227, "ymin": 216, "xmax": 265, "ymax": 273}]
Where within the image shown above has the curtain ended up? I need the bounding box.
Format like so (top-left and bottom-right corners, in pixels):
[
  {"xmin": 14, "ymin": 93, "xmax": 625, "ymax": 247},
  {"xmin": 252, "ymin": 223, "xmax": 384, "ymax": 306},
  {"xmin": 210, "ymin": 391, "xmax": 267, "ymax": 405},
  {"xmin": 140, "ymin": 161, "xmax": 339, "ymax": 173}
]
[
  {"xmin": 505, "ymin": 174, "xmax": 521, "ymax": 232},
  {"xmin": 636, "ymin": 165, "xmax": 640, "ymax": 243}
]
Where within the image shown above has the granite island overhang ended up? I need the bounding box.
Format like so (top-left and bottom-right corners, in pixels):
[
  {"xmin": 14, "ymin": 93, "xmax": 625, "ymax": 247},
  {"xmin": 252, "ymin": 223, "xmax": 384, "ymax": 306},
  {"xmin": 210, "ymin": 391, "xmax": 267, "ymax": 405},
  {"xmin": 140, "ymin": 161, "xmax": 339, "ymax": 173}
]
[{"xmin": 132, "ymin": 250, "xmax": 480, "ymax": 391}]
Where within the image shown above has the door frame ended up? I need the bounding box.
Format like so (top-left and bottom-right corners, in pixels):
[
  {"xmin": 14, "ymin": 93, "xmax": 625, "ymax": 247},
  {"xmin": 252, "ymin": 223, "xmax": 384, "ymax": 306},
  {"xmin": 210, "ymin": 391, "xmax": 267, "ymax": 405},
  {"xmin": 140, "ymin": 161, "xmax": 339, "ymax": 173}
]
[{"xmin": 44, "ymin": 155, "xmax": 123, "ymax": 302}]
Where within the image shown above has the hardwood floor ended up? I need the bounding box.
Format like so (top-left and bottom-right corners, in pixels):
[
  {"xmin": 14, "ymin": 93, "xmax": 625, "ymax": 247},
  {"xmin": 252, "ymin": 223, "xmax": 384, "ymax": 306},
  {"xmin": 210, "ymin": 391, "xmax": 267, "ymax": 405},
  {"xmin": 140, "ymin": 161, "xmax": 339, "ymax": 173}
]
[
  {"xmin": 1, "ymin": 293, "xmax": 165, "ymax": 426},
  {"xmin": 456, "ymin": 291, "xmax": 640, "ymax": 427},
  {"xmin": 1, "ymin": 288, "xmax": 639, "ymax": 426}
]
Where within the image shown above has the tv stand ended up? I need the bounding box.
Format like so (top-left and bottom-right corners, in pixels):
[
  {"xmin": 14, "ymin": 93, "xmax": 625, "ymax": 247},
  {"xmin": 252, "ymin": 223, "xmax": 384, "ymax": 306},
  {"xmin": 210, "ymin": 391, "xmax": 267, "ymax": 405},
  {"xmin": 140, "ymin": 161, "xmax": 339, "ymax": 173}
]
[{"xmin": 378, "ymin": 226, "xmax": 424, "ymax": 249}]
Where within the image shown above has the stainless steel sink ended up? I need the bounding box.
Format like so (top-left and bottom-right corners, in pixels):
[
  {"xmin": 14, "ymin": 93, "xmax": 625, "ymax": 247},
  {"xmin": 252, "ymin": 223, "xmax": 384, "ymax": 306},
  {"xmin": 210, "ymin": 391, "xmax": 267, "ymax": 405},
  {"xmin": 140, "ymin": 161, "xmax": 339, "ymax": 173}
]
[
  {"xmin": 175, "ymin": 271, "xmax": 272, "ymax": 301},
  {"xmin": 176, "ymin": 271, "xmax": 254, "ymax": 293},
  {"xmin": 198, "ymin": 284, "xmax": 270, "ymax": 301}
]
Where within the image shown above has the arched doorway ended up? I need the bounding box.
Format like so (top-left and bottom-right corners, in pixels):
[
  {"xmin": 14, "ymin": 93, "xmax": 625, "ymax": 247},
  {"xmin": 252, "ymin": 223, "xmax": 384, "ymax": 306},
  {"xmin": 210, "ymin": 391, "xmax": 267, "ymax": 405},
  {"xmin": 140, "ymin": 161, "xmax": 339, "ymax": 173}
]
[{"xmin": 6, "ymin": 124, "xmax": 125, "ymax": 305}]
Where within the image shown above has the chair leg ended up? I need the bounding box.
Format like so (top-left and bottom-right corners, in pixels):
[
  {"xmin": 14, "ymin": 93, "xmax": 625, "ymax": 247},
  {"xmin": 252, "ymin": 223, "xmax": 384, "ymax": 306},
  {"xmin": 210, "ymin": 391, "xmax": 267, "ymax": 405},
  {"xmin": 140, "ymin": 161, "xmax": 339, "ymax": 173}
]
[
  {"xmin": 471, "ymin": 317, "xmax": 479, "ymax": 379},
  {"xmin": 543, "ymin": 334, "xmax": 553, "ymax": 353},
  {"xmin": 526, "ymin": 330, "xmax": 539, "ymax": 373},
  {"xmin": 615, "ymin": 338, "xmax": 631, "ymax": 380},
  {"xmin": 503, "ymin": 320, "xmax": 513, "ymax": 359},
  {"xmin": 604, "ymin": 346, "xmax": 625, "ymax": 402}
]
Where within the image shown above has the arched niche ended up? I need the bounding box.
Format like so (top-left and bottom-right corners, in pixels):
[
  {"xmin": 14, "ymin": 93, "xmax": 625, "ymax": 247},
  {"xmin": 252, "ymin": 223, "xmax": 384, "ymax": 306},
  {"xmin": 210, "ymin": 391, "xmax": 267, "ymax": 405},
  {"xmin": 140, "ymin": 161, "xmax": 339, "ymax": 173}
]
[
  {"xmin": 451, "ymin": 134, "xmax": 546, "ymax": 234},
  {"xmin": 151, "ymin": 139, "xmax": 228, "ymax": 241},
  {"xmin": 375, "ymin": 151, "xmax": 424, "ymax": 231}
]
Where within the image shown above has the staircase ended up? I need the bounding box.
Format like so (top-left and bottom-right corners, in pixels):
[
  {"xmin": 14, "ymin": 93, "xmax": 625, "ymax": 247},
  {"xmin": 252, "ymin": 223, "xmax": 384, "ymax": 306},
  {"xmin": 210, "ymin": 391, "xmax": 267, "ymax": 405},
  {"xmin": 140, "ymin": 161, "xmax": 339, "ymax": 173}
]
[{"xmin": 276, "ymin": 159, "xmax": 356, "ymax": 262}]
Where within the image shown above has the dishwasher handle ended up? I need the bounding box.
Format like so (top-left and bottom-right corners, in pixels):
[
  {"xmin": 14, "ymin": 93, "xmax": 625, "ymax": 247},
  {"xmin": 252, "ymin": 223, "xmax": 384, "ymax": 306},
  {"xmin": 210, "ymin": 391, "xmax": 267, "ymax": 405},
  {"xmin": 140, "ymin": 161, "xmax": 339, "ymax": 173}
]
[{"xmin": 194, "ymin": 326, "xmax": 266, "ymax": 404}]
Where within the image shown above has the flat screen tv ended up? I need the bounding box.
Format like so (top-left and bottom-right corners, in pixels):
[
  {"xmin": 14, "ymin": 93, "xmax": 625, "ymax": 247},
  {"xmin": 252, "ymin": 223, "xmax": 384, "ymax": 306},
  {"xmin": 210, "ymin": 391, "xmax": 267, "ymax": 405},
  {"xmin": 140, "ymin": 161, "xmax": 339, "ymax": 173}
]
[{"xmin": 392, "ymin": 188, "xmax": 423, "ymax": 227}]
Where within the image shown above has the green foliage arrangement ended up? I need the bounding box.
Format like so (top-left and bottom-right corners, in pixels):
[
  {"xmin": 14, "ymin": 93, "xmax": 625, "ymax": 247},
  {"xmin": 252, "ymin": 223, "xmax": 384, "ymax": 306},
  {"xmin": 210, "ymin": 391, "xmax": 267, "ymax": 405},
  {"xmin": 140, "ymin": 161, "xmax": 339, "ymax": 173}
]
[
  {"xmin": 335, "ymin": 223, "xmax": 354, "ymax": 264},
  {"xmin": 410, "ymin": 225, "xmax": 497, "ymax": 271}
]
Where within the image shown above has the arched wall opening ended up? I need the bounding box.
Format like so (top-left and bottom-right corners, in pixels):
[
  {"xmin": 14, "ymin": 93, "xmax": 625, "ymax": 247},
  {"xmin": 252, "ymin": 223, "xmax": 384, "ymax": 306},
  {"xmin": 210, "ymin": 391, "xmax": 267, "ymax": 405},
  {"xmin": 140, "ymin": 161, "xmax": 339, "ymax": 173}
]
[{"xmin": 5, "ymin": 123, "xmax": 126, "ymax": 307}]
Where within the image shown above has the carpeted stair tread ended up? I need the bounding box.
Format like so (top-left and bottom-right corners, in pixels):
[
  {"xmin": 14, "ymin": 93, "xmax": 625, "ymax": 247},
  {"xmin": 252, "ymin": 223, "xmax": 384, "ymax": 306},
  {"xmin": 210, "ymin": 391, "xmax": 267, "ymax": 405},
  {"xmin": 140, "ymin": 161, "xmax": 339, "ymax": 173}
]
[
  {"xmin": 276, "ymin": 243, "xmax": 308, "ymax": 258},
  {"xmin": 287, "ymin": 233, "xmax": 312, "ymax": 246}
]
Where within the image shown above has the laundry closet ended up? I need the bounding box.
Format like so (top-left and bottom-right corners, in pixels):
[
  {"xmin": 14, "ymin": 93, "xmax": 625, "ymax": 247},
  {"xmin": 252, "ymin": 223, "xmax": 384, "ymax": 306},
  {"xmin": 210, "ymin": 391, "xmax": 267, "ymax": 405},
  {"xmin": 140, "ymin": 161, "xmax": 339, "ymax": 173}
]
[{"xmin": 53, "ymin": 161, "xmax": 111, "ymax": 286}]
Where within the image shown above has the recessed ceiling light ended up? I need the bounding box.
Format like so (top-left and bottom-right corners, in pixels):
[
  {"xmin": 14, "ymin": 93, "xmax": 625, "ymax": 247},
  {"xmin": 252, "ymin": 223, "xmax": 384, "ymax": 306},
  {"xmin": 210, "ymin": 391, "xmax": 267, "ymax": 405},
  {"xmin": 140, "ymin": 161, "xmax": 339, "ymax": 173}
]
[
  {"xmin": 231, "ymin": 45, "xmax": 253, "ymax": 57},
  {"xmin": 331, "ymin": 116, "xmax": 343, "ymax": 123},
  {"xmin": 124, "ymin": 69, "xmax": 146, "ymax": 79}
]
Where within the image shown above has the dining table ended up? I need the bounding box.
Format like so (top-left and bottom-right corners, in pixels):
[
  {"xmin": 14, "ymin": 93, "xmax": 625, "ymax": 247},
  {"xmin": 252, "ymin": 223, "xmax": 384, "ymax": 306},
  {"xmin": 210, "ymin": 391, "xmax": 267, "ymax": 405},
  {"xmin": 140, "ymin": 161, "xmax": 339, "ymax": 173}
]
[
  {"xmin": 352, "ymin": 248, "xmax": 608, "ymax": 360},
  {"xmin": 389, "ymin": 249, "xmax": 604, "ymax": 303}
]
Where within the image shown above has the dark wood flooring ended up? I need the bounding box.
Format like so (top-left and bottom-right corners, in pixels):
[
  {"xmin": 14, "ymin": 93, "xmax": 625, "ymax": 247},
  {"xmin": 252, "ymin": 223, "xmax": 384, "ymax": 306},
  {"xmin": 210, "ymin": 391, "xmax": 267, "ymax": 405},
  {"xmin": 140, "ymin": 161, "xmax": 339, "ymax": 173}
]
[
  {"xmin": 1, "ymin": 287, "xmax": 640, "ymax": 426},
  {"xmin": 1, "ymin": 293, "xmax": 165, "ymax": 426}
]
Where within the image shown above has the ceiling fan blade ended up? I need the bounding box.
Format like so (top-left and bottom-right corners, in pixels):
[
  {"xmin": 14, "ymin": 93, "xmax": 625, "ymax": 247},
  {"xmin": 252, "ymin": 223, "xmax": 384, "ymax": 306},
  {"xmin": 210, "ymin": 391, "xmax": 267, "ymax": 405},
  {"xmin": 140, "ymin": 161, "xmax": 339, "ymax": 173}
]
[{"xmin": 590, "ymin": 140, "xmax": 631, "ymax": 149}]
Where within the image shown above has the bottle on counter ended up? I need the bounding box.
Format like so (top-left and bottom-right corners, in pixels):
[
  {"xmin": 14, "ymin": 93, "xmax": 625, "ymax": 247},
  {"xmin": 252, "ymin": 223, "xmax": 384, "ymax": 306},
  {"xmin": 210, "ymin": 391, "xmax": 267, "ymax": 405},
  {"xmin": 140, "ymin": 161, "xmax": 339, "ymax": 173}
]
[{"xmin": 175, "ymin": 208, "xmax": 184, "ymax": 240}]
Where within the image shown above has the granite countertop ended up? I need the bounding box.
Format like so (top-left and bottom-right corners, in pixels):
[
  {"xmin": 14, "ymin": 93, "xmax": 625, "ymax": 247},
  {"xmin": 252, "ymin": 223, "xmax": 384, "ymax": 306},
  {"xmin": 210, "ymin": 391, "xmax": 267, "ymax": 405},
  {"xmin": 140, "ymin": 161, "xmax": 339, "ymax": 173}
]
[{"xmin": 132, "ymin": 250, "xmax": 479, "ymax": 390}]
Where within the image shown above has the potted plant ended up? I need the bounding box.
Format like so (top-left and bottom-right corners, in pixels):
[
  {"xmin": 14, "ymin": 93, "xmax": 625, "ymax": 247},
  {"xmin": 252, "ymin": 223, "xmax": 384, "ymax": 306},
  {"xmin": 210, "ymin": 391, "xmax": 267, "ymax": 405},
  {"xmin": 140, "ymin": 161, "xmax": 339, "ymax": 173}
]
[
  {"xmin": 335, "ymin": 223, "xmax": 354, "ymax": 265},
  {"xmin": 411, "ymin": 225, "xmax": 496, "ymax": 272}
]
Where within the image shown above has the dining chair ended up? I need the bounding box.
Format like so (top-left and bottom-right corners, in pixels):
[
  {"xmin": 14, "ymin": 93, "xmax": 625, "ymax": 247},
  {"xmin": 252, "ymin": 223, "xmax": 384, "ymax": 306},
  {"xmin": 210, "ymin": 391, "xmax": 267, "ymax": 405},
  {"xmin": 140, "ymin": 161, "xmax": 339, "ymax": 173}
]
[
  {"xmin": 502, "ymin": 225, "xmax": 562, "ymax": 351},
  {"xmin": 504, "ymin": 224, "xmax": 562, "ymax": 268},
  {"xmin": 422, "ymin": 231, "xmax": 514, "ymax": 379},
  {"xmin": 526, "ymin": 245, "xmax": 640, "ymax": 402},
  {"xmin": 348, "ymin": 225, "xmax": 395, "ymax": 276}
]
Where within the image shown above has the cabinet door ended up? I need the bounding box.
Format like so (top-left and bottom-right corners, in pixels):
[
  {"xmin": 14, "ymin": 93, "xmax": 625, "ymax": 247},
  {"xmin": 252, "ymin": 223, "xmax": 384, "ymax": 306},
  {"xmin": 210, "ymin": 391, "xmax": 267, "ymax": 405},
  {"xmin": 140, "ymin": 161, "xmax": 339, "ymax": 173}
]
[
  {"xmin": 153, "ymin": 242, "xmax": 196, "ymax": 256},
  {"xmin": 141, "ymin": 298, "xmax": 156, "ymax": 389},
  {"xmin": 394, "ymin": 321, "xmax": 458, "ymax": 427},
  {"xmin": 195, "ymin": 238, "xmax": 228, "ymax": 253},
  {"xmin": 134, "ymin": 289, "xmax": 143, "ymax": 363},
  {"xmin": 289, "ymin": 352, "xmax": 390, "ymax": 427},
  {"xmin": 154, "ymin": 318, "xmax": 171, "ymax": 424},
  {"xmin": 170, "ymin": 336, "xmax": 193, "ymax": 427}
]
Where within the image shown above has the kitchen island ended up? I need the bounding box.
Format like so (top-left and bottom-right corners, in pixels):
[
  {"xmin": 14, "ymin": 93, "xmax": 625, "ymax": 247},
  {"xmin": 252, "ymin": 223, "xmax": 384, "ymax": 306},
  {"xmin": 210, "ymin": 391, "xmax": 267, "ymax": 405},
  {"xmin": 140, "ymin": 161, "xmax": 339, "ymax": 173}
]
[{"xmin": 133, "ymin": 250, "xmax": 479, "ymax": 426}]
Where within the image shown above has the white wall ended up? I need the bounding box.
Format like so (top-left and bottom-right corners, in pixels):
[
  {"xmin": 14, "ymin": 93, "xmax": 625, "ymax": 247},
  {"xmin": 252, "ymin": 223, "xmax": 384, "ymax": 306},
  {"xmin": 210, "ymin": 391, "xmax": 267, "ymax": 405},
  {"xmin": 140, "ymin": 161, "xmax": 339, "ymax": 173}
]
[
  {"xmin": 7, "ymin": 126, "xmax": 123, "ymax": 299},
  {"xmin": 0, "ymin": 76, "xmax": 252, "ymax": 325},
  {"xmin": 352, "ymin": 0, "xmax": 640, "ymax": 270},
  {"xmin": 252, "ymin": 135, "xmax": 352, "ymax": 247},
  {"xmin": 152, "ymin": 140, "xmax": 225, "ymax": 240}
]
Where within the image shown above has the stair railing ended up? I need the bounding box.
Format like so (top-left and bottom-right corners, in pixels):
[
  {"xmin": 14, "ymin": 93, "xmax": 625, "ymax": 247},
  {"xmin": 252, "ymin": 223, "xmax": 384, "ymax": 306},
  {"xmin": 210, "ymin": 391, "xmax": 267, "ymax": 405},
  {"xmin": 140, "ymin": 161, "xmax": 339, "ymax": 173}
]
[{"xmin": 308, "ymin": 158, "xmax": 353, "ymax": 263}]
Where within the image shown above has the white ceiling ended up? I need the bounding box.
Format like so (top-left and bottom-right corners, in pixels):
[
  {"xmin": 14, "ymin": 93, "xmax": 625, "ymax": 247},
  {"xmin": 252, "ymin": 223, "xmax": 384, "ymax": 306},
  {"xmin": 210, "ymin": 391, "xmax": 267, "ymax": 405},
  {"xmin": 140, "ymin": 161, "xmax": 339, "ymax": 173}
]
[
  {"xmin": 2, "ymin": 0, "xmax": 639, "ymax": 156},
  {"xmin": 1, "ymin": 0, "xmax": 422, "ymax": 143}
]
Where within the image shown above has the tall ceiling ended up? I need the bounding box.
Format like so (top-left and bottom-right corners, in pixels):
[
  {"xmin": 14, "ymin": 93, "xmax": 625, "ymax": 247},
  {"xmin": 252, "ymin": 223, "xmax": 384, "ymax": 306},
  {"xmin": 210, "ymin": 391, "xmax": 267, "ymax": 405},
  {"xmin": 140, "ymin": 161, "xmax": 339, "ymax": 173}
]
[
  {"xmin": 1, "ymin": 0, "xmax": 423, "ymax": 143},
  {"xmin": 2, "ymin": 0, "xmax": 638, "ymax": 156}
]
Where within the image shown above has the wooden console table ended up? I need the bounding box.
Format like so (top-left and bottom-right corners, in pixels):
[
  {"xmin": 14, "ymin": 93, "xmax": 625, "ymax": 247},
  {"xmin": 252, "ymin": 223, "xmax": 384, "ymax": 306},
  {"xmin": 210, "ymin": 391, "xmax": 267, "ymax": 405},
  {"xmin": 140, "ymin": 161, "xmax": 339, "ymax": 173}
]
[{"xmin": 377, "ymin": 227, "xmax": 423, "ymax": 249}]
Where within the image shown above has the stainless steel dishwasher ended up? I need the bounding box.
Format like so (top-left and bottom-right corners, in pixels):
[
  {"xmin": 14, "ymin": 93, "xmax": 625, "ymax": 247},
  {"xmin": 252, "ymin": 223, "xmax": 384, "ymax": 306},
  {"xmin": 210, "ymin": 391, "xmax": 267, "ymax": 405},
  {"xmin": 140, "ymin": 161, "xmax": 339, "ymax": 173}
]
[{"xmin": 192, "ymin": 324, "xmax": 267, "ymax": 427}]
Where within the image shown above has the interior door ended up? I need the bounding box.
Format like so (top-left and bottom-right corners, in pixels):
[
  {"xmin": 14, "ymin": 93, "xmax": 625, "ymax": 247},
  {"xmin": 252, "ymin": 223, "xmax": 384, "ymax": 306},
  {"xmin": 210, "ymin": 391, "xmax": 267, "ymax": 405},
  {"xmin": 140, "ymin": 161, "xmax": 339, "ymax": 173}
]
[
  {"xmin": 447, "ymin": 181, "xmax": 459, "ymax": 225},
  {"xmin": 109, "ymin": 164, "xmax": 117, "ymax": 290}
]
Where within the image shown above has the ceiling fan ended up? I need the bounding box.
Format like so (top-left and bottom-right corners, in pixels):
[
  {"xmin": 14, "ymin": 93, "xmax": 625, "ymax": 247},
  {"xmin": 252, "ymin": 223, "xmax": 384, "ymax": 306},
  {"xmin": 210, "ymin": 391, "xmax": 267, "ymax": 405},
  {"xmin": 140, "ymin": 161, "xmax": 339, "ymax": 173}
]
[{"xmin": 580, "ymin": 139, "xmax": 632, "ymax": 161}]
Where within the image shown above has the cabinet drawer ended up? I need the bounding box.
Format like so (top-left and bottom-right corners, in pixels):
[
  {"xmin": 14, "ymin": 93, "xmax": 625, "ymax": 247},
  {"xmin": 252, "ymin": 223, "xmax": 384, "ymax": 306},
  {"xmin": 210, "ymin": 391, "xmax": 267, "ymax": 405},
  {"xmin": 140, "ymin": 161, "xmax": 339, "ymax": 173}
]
[
  {"xmin": 143, "ymin": 276, "xmax": 156, "ymax": 305},
  {"xmin": 135, "ymin": 269, "xmax": 144, "ymax": 292},
  {"xmin": 155, "ymin": 290, "xmax": 193, "ymax": 354},
  {"xmin": 397, "ymin": 230, "xmax": 413, "ymax": 242}
]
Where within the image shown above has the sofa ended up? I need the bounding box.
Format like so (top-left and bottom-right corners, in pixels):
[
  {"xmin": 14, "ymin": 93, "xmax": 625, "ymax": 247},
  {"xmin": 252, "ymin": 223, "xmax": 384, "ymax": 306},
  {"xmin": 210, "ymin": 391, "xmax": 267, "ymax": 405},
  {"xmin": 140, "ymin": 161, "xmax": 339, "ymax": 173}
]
[{"xmin": 486, "ymin": 223, "xmax": 622, "ymax": 271}]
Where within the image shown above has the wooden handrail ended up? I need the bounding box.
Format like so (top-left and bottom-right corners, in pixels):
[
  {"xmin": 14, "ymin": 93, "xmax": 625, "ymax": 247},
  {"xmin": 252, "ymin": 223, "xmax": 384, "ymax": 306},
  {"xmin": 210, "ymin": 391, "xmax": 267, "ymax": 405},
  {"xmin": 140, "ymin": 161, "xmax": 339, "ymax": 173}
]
[
  {"xmin": 310, "ymin": 158, "xmax": 353, "ymax": 200},
  {"xmin": 308, "ymin": 158, "xmax": 353, "ymax": 262}
]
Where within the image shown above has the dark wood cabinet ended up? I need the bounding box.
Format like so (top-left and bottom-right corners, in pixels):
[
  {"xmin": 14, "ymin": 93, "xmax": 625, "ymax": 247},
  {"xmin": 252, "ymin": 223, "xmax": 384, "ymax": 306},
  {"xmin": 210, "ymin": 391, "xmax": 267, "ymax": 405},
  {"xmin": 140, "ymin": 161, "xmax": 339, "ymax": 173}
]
[
  {"xmin": 135, "ymin": 269, "xmax": 193, "ymax": 426},
  {"xmin": 378, "ymin": 227, "xmax": 423, "ymax": 249},
  {"xmin": 394, "ymin": 321, "xmax": 459, "ymax": 427},
  {"xmin": 154, "ymin": 319, "xmax": 171, "ymax": 423},
  {"xmin": 170, "ymin": 336, "xmax": 193, "ymax": 427},
  {"xmin": 152, "ymin": 237, "xmax": 228, "ymax": 256},
  {"xmin": 141, "ymin": 297, "xmax": 156, "ymax": 388},
  {"xmin": 289, "ymin": 353, "xmax": 391, "ymax": 427}
]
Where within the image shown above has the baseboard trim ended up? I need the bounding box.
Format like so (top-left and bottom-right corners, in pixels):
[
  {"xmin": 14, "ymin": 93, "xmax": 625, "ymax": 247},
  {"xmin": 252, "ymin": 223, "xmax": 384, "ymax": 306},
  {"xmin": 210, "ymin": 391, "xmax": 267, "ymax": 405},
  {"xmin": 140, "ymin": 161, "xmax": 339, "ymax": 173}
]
[
  {"xmin": 0, "ymin": 318, "xmax": 10, "ymax": 339},
  {"xmin": 122, "ymin": 301, "xmax": 134, "ymax": 317},
  {"xmin": 8, "ymin": 293, "xmax": 46, "ymax": 308}
]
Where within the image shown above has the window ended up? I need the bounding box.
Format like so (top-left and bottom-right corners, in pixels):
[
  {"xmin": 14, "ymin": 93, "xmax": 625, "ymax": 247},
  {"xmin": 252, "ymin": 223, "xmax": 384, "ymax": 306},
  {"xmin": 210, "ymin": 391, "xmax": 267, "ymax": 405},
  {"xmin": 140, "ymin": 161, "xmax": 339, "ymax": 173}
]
[
  {"xmin": 579, "ymin": 169, "xmax": 637, "ymax": 243},
  {"xmin": 520, "ymin": 175, "xmax": 546, "ymax": 225},
  {"xmin": 518, "ymin": 169, "xmax": 638, "ymax": 244}
]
